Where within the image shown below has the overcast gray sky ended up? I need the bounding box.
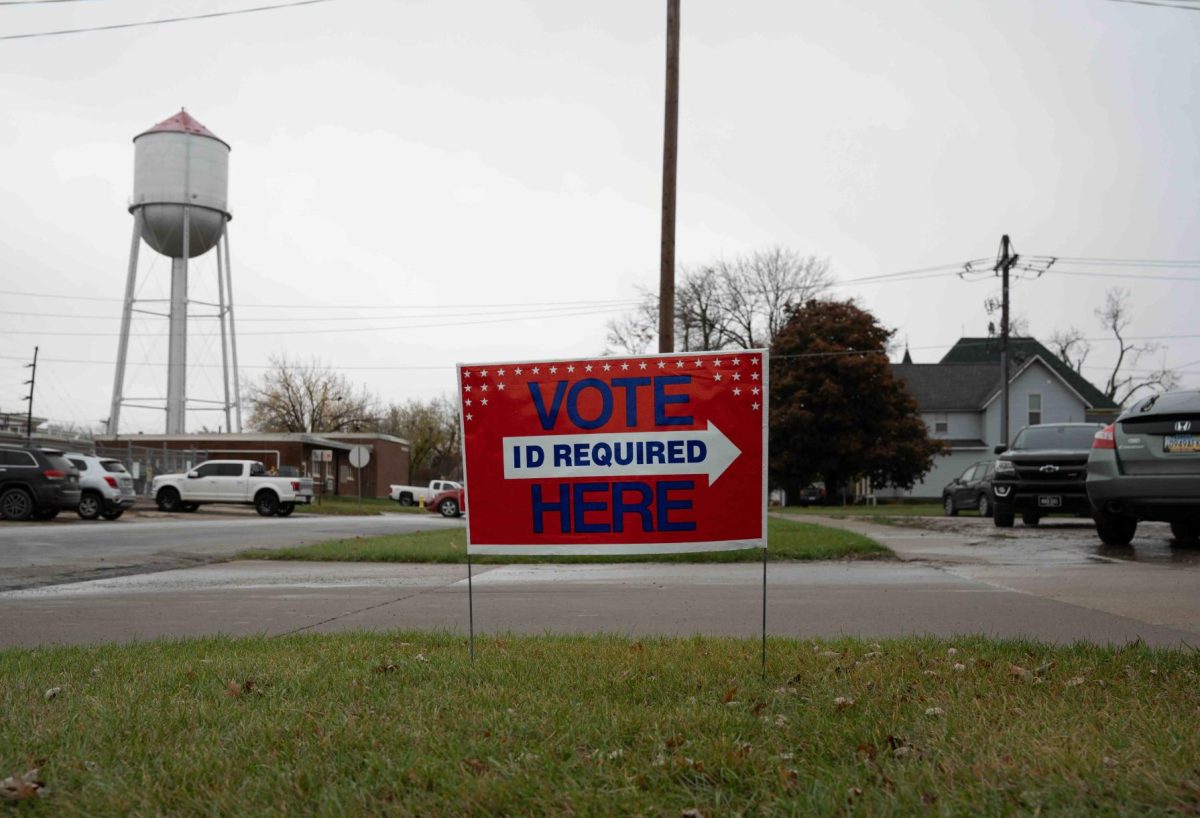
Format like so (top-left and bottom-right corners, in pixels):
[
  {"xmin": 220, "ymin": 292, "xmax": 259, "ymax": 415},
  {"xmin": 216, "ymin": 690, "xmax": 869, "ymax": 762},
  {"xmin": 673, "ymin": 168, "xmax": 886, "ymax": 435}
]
[{"xmin": 2, "ymin": 0, "xmax": 1198, "ymax": 433}]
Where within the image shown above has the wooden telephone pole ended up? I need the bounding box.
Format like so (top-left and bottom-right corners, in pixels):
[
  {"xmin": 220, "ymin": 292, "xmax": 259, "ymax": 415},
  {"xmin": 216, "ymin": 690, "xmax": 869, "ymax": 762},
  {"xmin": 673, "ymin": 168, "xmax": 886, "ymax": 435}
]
[
  {"xmin": 658, "ymin": 0, "xmax": 680, "ymax": 353},
  {"xmin": 994, "ymin": 236, "xmax": 1018, "ymax": 446}
]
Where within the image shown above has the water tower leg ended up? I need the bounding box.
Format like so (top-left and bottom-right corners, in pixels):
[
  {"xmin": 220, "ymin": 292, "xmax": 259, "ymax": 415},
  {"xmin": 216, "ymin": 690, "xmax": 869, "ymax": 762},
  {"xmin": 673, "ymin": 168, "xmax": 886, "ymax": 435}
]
[
  {"xmin": 108, "ymin": 209, "xmax": 143, "ymax": 436},
  {"xmin": 223, "ymin": 224, "xmax": 242, "ymax": 433},
  {"xmin": 216, "ymin": 233, "xmax": 232, "ymax": 433},
  {"xmin": 166, "ymin": 208, "xmax": 191, "ymax": 434}
]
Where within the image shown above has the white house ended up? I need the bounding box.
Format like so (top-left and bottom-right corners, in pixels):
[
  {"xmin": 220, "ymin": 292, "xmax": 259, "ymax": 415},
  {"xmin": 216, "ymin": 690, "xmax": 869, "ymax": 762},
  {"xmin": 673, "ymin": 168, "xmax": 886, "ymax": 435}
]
[{"xmin": 889, "ymin": 337, "xmax": 1119, "ymax": 498}]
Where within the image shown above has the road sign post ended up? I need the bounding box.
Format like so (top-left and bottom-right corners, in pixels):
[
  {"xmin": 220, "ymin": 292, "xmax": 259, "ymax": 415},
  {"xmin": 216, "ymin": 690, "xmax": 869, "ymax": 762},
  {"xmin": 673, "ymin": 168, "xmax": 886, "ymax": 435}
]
[{"xmin": 348, "ymin": 445, "xmax": 371, "ymax": 505}]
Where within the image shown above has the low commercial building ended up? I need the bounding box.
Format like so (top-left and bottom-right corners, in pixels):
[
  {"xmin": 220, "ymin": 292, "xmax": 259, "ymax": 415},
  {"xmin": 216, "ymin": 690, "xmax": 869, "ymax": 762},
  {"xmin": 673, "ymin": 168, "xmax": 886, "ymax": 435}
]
[{"xmin": 93, "ymin": 432, "xmax": 411, "ymax": 499}]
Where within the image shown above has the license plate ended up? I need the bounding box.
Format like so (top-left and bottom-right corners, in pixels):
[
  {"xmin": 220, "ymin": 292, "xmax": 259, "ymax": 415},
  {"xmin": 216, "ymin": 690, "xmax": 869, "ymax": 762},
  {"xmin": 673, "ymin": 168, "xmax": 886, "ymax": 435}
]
[
  {"xmin": 1164, "ymin": 434, "xmax": 1200, "ymax": 454},
  {"xmin": 1038, "ymin": 496, "xmax": 1062, "ymax": 508}
]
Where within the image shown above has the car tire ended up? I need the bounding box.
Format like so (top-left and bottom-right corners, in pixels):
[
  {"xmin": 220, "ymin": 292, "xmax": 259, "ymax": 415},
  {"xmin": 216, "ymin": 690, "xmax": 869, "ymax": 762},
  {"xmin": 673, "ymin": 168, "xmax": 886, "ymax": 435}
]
[
  {"xmin": 398, "ymin": 494, "xmax": 414, "ymax": 507},
  {"xmin": 181, "ymin": 503, "xmax": 200, "ymax": 513},
  {"xmin": 1021, "ymin": 511, "xmax": 1041, "ymax": 526},
  {"xmin": 156, "ymin": 488, "xmax": 181, "ymax": 513},
  {"xmin": 101, "ymin": 509, "xmax": 124, "ymax": 521},
  {"xmin": 993, "ymin": 503, "xmax": 1014, "ymax": 528},
  {"xmin": 77, "ymin": 491, "xmax": 103, "ymax": 521},
  {"xmin": 943, "ymin": 495, "xmax": 958, "ymax": 517},
  {"xmin": 255, "ymin": 491, "xmax": 280, "ymax": 517},
  {"xmin": 277, "ymin": 503, "xmax": 296, "ymax": 517},
  {"xmin": 0, "ymin": 488, "xmax": 35, "ymax": 521},
  {"xmin": 1169, "ymin": 521, "xmax": 1200, "ymax": 546},
  {"xmin": 1094, "ymin": 509, "xmax": 1136, "ymax": 547},
  {"xmin": 977, "ymin": 494, "xmax": 992, "ymax": 518},
  {"xmin": 438, "ymin": 498, "xmax": 460, "ymax": 518}
]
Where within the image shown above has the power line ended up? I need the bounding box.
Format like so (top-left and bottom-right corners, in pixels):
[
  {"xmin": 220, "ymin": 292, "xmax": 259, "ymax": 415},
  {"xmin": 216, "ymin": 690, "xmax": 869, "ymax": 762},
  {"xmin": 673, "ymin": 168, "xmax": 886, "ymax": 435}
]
[
  {"xmin": 1106, "ymin": 0, "xmax": 1200, "ymax": 10},
  {"xmin": 0, "ymin": 0, "xmax": 337, "ymax": 41},
  {"xmin": 1024, "ymin": 254, "xmax": 1200, "ymax": 268}
]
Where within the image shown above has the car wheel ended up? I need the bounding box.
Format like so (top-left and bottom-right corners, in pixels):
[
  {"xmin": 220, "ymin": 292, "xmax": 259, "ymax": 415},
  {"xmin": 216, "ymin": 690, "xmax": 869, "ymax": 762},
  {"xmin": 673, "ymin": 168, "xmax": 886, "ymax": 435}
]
[
  {"xmin": 993, "ymin": 503, "xmax": 1014, "ymax": 528},
  {"xmin": 1094, "ymin": 509, "xmax": 1136, "ymax": 547},
  {"xmin": 977, "ymin": 494, "xmax": 992, "ymax": 518},
  {"xmin": 0, "ymin": 488, "xmax": 35, "ymax": 521},
  {"xmin": 1021, "ymin": 511, "xmax": 1041, "ymax": 526},
  {"xmin": 77, "ymin": 491, "xmax": 103, "ymax": 521},
  {"xmin": 438, "ymin": 498, "xmax": 460, "ymax": 518},
  {"xmin": 255, "ymin": 491, "xmax": 280, "ymax": 517},
  {"xmin": 277, "ymin": 503, "xmax": 296, "ymax": 517},
  {"xmin": 156, "ymin": 488, "xmax": 181, "ymax": 513},
  {"xmin": 943, "ymin": 495, "xmax": 958, "ymax": 517},
  {"xmin": 399, "ymin": 494, "xmax": 414, "ymax": 507},
  {"xmin": 101, "ymin": 509, "xmax": 124, "ymax": 521},
  {"xmin": 1169, "ymin": 521, "xmax": 1200, "ymax": 546},
  {"xmin": 181, "ymin": 503, "xmax": 200, "ymax": 513}
]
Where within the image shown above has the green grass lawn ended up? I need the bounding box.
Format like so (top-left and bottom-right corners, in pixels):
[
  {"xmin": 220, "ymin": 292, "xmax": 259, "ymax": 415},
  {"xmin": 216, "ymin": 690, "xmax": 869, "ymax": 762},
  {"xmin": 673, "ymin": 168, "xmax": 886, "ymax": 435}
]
[
  {"xmin": 2, "ymin": 632, "xmax": 1197, "ymax": 816},
  {"xmin": 782, "ymin": 502, "xmax": 978, "ymax": 517},
  {"xmin": 238, "ymin": 517, "xmax": 890, "ymax": 564},
  {"xmin": 295, "ymin": 496, "xmax": 425, "ymax": 516}
]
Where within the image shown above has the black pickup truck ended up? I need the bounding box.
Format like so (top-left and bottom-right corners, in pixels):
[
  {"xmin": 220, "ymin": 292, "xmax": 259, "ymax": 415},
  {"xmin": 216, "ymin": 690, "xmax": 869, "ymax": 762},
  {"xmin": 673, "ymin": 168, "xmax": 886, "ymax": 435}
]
[{"xmin": 991, "ymin": 423, "xmax": 1102, "ymax": 527}]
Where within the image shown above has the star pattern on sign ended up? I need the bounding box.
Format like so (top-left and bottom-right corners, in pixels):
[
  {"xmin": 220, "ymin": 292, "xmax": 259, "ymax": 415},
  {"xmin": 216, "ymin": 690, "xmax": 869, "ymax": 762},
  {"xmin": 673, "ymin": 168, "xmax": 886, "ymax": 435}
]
[
  {"xmin": 497, "ymin": 383, "xmax": 506, "ymax": 391},
  {"xmin": 751, "ymin": 372, "xmax": 760, "ymax": 381},
  {"xmin": 694, "ymin": 358, "xmax": 702, "ymax": 367},
  {"xmin": 463, "ymin": 370, "xmax": 471, "ymax": 378},
  {"xmin": 714, "ymin": 373, "xmax": 723, "ymax": 382},
  {"xmin": 466, "ymin": 413, "xmax": 474, "ymax": 420},
  {"xmin": 752, "ymin": 387, "xmax": 760, "ymax": 395},
  {"xmin": 657, "ymin": 360, "xmax": 666, "ymax": 369},
  {"xmin": 585, "ymin": 364, "xmax": 593, "ymax": 372},
  {"xmin": 515, "ymin": 367, "xmax": 523, "ymax": 375},
  {"xmin": 676, "ymin": 360, "xmax": 685, "ymax": 368},
  {"xmin": 733, "ymin": 387, "xmax": 742, "ymax": 396},
  {"xmin": 567, "ymin": 365, "xmax": 575, "ymax": 373},
  {"xmin": 481, "ymin": 384, "xmax": 489, "ymax": 392},
  {"xmin": 732, "ymin": 357, "xmax": 740, "ymax": 366},
  {"xmin": 549, "ymin": 365, "xmax": 558, "ymax": 374},
  {"xmin": 481, "ymin": 398, "xmax": 489, "ymax": 406},
  {"xmin": 752, "ymin": 402, "xmax": 760, "ymax": 410},
  {"xmin": 621, "ymin": 362, "xmax": 630, "ymax": 371},
  {"xmin": 481, "ymin": 369, "xmax": 489, "ymax": 377},
  {"xmin": 464, "ymin": 385, "xmax": 473, "ymax": 392},
  {"xmin": 465, "ymin": 399, "xmax": 472, "ymax": 406},
  {"xmin": 603, "ymin": 363, "xmax": 612, "ymax": 371},
  {"xmin": 532, "ymin": 366, "xmax": 541, "ymax": 374},
  {"xmin": 638, "ymin": 361, "xmax": 648, "ymax": 370},
  {"xmin": 732, "ymin": 372, "xmax": 741, "ymax": 381}
]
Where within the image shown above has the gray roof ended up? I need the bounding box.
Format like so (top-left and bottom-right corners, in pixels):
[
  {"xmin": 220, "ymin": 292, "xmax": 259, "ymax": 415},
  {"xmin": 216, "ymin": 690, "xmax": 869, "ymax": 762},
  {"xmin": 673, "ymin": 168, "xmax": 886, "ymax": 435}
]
[{"xmin": 891, "ymin": 363, "xmax": 1002, "ymax": 412}]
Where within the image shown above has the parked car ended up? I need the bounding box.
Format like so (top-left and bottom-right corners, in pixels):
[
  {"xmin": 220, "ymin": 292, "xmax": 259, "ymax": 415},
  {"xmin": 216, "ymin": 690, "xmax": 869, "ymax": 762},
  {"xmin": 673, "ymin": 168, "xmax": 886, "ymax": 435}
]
[
  {"xmin": 796, "ymin": 483, "xmax": 826, "ymax": 506},
  {"xmin": 942, "ymin": 459, "xmax": 996, "ymax": 517},
  {"xmin": 1087, "ymin": 389, "xmax": 1200, "ymax": 547},
  {"xmin": 152, "ymin": 460, "xmax": 315, "ymax": 517},
  {"xmin": 0, "ymin": 443, "xmax": 81, "ymax": 521},
  {"xmin": 390, "ymin": 479, "xmax": 462, "ymax": 507},
  {"xmin": 991, "ymin": 423, "xmax": 1102, "ymax": 527},
  {"xmin": 427, "ymin": 486, "xmax": 466, "ymax": 518},
  {"xmin": 65, "ymin": 452, "xmax": 137, "ymax": 521}
]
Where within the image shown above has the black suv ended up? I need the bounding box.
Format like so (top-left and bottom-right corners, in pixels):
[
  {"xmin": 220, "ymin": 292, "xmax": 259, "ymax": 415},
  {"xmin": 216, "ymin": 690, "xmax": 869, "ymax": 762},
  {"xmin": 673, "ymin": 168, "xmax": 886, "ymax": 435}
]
[
  {"xmin": 991, "ymin": 423, "xmax": 1102, "ymax": 527},
  {"xmin": 0, "ymin": 444, "xmax": 82, "ymax": 521}
]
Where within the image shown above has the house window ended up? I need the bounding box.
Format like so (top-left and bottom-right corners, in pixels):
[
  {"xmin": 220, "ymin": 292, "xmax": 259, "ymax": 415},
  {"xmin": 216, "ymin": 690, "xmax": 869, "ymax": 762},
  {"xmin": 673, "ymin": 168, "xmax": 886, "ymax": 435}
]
[
  {"xmin": 934, "ymin": 413, "xmax": 948, "ymax": 434},
  {"xmin": 1028, "ymin": 394, "xmax": 1042, "ymax": 426}
]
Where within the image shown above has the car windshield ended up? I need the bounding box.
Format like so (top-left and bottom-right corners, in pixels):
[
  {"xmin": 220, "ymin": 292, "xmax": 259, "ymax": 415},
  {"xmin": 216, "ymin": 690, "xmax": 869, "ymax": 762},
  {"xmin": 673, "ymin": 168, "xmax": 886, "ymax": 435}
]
[{"xmin": 1012, "ymin": 425, "xmax": 1098, "ymax": 451}]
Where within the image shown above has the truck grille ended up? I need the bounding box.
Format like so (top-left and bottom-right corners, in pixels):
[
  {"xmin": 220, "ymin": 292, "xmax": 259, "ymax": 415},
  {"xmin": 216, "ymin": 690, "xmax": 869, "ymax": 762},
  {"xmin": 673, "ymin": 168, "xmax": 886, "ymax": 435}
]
[{"xmin": 1014, "ymin": 464, "xmax": 1085, "ymax": 481}]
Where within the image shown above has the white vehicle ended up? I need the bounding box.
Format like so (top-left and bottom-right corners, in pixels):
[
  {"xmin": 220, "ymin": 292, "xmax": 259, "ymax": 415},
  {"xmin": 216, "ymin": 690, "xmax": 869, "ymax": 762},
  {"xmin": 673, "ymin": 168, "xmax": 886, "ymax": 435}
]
[
  {"xmin": 388, "ymin": 479, "xmax": 462, "ymax": 506},
  {"xmin": 152, "ymin": 460, "xmax": 314, "ymax": 517},
  {"xmin": 64, "ymin": 453, "xmax": 137, "ymax": 521}
]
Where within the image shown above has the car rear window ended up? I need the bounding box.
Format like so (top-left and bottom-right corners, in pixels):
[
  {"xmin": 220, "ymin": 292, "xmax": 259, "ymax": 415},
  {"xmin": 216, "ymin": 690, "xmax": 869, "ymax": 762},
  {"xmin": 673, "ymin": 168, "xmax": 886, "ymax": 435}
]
[
  {"xmin": 101, "ymin": 460, "xmax": 128, "ymax": 473},
  {"xmin": 46, "ymin": 455, "xmax": 77, "ymax": 473},
  {"xmin": 1012, "ymin": 426, "xmax": 1098, "ymax": 450},
  {"xmin": 69, "ymin": 458, "xmax": 88, "ymax": 471}
]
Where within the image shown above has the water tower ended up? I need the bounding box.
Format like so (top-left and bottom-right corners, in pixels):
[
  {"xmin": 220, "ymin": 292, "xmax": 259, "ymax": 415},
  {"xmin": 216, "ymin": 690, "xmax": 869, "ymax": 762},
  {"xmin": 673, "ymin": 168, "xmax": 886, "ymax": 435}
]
[{"xmin": 107, "ymin": 110, "xmax": 241, "ymax": 435}]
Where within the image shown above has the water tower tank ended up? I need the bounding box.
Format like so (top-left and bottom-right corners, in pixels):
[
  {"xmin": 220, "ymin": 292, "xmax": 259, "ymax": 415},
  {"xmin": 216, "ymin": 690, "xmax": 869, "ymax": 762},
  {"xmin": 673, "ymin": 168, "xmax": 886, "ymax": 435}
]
[{"xmin": 131, "ymin": 110, "xmax": 230, "ymax": 258}]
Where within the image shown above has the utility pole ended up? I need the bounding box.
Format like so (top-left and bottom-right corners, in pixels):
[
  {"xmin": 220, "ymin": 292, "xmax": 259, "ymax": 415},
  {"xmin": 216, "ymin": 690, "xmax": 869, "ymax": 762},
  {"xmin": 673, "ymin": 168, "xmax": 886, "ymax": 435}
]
[
  {"xmin": 658, "ymin": 0, "xmax": 680, "ymax": 353},
  {"xmin": 994, "ymin": 236, "xmax": 1018, "ymax": 446},
  {"xmin": 22, "ymin": 346, "xmax": 38, "ymax": 443}
]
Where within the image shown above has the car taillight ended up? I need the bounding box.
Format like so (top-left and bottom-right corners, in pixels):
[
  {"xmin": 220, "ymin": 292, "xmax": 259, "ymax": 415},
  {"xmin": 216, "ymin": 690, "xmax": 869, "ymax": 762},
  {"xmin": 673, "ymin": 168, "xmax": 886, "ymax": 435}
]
[
  {"xmin": 291, "ymin": 481, "xmax": 301, "ymax": 491},
  {"xmin": 42, "ymin": 469, "xmax": 65, "ymax": 480},
  {"xmin": 105, "ymin": 476, "xmax": 119, "ymax": 489},
  {"xmin": 1093, "ymin": 424, "xmax": 1116, "ymax": 450}
]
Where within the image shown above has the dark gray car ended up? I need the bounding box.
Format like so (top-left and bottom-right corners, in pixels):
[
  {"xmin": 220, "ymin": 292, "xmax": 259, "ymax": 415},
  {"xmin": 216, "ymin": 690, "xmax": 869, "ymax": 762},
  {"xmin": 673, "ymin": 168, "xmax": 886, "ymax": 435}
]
[{"xmin": 1087, "ymin": 389, "xmax": 1200, "ymax": 547}]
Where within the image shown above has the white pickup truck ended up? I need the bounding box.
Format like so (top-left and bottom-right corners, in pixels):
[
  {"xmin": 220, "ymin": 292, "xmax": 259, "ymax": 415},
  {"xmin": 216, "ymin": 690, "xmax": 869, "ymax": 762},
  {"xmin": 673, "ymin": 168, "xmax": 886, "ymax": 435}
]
[
  {"xmin": 388, "ymin": 479, "xmax": 462, "ymax": 507},
  {"xmin": 152, "ymin": 460, "xmax": 315, "ymax": 517}
]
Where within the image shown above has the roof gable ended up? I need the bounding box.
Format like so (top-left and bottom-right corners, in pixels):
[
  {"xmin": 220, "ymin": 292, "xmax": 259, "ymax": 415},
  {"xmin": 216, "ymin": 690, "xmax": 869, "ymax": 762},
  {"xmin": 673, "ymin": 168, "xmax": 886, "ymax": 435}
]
[
  {"xmin": 939, "ymin": 337, "xmax": 1117, "ymax": 409},
  {"xmin": 891, "ymin": 362, "xmax": 1001, "ymax": 411}
]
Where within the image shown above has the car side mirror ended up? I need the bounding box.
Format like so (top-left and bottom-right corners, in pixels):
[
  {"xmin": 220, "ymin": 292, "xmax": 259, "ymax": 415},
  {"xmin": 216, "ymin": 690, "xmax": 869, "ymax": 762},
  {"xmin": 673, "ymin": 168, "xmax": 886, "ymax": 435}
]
[
  {"xmin": 187, "ymin": 471, "xmax": 199, "ymax": 479},
  {"xmin": 993, "ymin": 445, "xmax": 1007, "ymax": 455}
]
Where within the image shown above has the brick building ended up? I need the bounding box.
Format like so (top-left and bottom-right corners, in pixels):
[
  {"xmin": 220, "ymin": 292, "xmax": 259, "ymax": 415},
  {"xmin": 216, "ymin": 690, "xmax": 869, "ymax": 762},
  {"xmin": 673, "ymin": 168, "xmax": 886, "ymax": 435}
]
[{"xmin": 93, "ymin": 432, "xmax": 411, "ymax": 499}]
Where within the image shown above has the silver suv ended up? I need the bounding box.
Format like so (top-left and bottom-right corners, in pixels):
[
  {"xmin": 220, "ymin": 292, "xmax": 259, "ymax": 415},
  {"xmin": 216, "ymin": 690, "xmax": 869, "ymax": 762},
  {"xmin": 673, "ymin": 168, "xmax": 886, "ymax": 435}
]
[
  {"xmin": 64, "ymin": 453, "xmax": 137, "ymax": 521},
  {"xmin": 1086, "ymin": 390, "xmax": 1200, "ymax": 547}
]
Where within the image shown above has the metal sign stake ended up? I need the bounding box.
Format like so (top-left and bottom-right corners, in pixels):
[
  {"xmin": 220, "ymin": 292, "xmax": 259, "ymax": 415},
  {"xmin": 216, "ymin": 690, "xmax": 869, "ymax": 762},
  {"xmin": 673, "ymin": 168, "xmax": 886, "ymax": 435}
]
[
  {"xmin": 467, "ymin": 550, "xmax": 475, "ymax": 662},
  {"xmin": 761, "ymin": 545, "xmax": 768, "ymax": 679}
]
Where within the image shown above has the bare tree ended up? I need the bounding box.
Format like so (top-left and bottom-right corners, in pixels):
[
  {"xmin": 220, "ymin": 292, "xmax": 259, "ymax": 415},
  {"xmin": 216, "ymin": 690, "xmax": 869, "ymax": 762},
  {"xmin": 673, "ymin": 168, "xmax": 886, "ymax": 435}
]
[
  {"xmin": 1049, "ymin": 326, "xmax": 1091, "ymax": 374},
  {"xmin": 376, "ymin": 395, "xmax": 462, "ymax": 482},
  {"xmin": 1096, "ymin": 288, "xmax": 1179, "ymax": 405},
  {"xmin": 245, "ymin": 356, "xmax": 378, "ymax": 433},
  {"xmin": 604, "ymin": 246, "xmax": 832, "ymax": 353}
]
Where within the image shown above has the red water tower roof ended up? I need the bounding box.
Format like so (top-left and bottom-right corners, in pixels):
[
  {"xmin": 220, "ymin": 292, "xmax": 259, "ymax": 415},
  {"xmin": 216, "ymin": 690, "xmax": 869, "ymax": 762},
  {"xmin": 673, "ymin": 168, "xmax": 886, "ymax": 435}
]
[{"xmin": 135, "ymin": 109, "xmax": 229, "ymax": 148}]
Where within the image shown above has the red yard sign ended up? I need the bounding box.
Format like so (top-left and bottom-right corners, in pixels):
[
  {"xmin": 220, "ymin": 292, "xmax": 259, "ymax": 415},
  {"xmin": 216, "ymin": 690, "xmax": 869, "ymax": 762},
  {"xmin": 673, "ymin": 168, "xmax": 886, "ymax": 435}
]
[{"xmin": 459, "ymin": 351, "xmax": 768, "ymax": 554}]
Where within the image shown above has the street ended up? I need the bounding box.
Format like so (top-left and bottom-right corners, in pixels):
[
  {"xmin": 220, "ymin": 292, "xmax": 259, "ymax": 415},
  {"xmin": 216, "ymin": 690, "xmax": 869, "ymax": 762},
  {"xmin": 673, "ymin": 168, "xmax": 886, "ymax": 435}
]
[{"xmin": 0, "ymin": 513, "xmax": 1197, "ymax": 649}]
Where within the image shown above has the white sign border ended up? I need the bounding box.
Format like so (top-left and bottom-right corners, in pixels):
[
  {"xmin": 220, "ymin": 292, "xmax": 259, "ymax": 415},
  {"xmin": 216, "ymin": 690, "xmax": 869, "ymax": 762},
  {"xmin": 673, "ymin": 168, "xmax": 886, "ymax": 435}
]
[{"xmin": 457, "ymin": 349, "xmax": 769, "ymax": 556}]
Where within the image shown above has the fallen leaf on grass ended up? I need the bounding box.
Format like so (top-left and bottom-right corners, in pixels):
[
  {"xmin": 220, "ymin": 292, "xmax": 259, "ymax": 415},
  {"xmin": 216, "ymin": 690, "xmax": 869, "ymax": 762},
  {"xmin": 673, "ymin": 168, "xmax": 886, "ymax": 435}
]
[
  {"xmin": 722, "ymin": 686, "xmax": 739, "ymax": 704},
  {"xmin": 1035, "ymin": 660, "xmax": 1056, "ymax": 675},
  {"xmin": 463, "ymin": 758, "xmax": 488, "ymax": 774},
  {"xmin": 1065, "ymin": 676, "xmax": 1086, "ymax": 687},
  {"xmin": 225, "ymin": 679, "xmax": 260, "ymax": 698},
  {"xmin": 1103, "ymin": 756, "xmax": 1119, "ymax": 768},
  {"xmin": 947, "ymin": 647, "xmax": 958, "ymax": 656},
  {"xmin": 925, "ymin": 707, "xmax": 945, "ymax": 717},
  {"xmin": 953, "ymin": 663, "xmax": 966, "ymax": 673},
  {"xmin": 372, "ymin": 663, "xmax": 398, "ymax": 674},
  {"xmin": 777, "ymin": 766, "xmax": 798, "ymax": 789},
  {"xmin": 833, "ymin": 696, "xmax": 855, "ymax": 710},
  {"xmin": 856, "ymin": 743, "xmax": 876, "ymax": 760},
  {"xmin": 0, "ymin": 769, "xmax": 45, "ymax": 802},
  {"xmin": 681, "ymin": 809, "xmax": 704, "ymax": 818},
  {"xmin": 847, "ymin": 786, "xmax": 863, "ymax": 802},
  {"xmin": 1008, "ymin": 664, "xmax": 1033, "ymax": 682},
  {"xmin": 43, "ymin": 687, "xmax": 61, "ymax": 702},
  {"xmin": 415, "ymin": 653, "xmax": 429, "ymax": 663}
]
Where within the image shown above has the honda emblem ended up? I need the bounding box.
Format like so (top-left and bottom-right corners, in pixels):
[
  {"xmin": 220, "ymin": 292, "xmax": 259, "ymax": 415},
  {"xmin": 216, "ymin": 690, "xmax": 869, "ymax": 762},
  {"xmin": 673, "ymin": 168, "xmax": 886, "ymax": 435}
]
[{"xmin": 1175, "ymin": 421, "xmax": 1192, "ymax": 432}]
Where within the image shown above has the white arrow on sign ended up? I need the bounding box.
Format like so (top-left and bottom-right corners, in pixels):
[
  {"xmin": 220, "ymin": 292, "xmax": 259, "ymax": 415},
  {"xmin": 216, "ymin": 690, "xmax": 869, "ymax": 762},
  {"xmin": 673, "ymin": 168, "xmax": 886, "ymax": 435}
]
[{"xmin": 502, "ymin": 421, "xmax": 742, "ymax": 485}]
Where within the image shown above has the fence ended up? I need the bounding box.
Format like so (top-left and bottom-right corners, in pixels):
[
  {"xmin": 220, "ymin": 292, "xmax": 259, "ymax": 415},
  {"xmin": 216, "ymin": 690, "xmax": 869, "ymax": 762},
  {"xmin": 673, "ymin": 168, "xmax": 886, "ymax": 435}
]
[{"xmin": 94, "ymin": 443, "xmax": 208, "ymax": 496}]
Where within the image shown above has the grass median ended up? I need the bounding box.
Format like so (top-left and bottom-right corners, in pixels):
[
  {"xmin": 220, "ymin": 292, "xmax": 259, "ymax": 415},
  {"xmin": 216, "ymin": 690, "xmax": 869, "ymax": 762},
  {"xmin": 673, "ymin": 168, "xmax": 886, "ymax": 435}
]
[
  {"xmin": 238, "ymin": 517, "xmax": 890, "ymax": 564},
  {"xmin": 295, "ymin": 496, "xmax": 425, "ymax": 516},
  {"xmin": 782, "ymin": 502, "xmax": 979, "ymax": 517},
  {"xmin": 2, "ymin": 632, "xmax": 1197, "ymax": 815}
]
